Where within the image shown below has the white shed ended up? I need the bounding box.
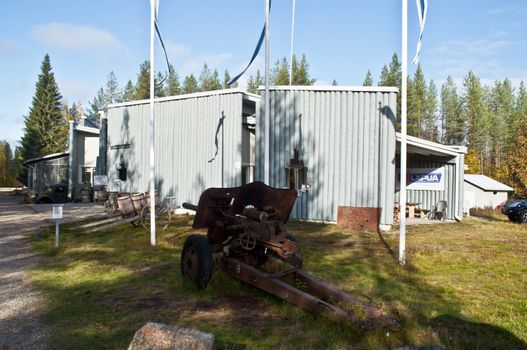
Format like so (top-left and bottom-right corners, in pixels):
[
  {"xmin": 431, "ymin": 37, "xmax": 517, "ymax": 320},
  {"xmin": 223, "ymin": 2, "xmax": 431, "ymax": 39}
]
[{"xmin": 464, "ymin": 174, "xmax": 513, "ymax": 211}]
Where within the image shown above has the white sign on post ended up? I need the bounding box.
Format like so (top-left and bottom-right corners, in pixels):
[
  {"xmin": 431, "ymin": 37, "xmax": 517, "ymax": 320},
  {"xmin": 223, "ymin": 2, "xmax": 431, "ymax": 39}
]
[
  {"xmin": 52, "ymin": 204, "xmax": 63, "ymax": 219},
  {"xmin": 94, "ymin": 175, "xmax": 108, "ymax": 186},
  {"xmin": 52, "ymin": 204, "xmax": 63, "ymax": 248}
]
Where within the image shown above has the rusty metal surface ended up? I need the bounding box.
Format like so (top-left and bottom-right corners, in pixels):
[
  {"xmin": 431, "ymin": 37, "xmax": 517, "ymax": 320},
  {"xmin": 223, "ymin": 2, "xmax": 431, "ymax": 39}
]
[
  {"xmin": 181, "ymin": 182, "xmax": 399, "ymax": 330},
  {"xmin": 190, "ymin": 181, "xmax": 297, "ymax": 229},
  {"xmin": 337, "ymin": 206, "xmax": 382, "ymax": 232}
]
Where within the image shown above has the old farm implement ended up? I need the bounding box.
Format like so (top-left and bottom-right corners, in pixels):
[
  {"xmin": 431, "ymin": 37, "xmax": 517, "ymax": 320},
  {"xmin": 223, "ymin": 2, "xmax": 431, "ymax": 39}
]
[{"xmin": 181, "ymin": 181, "xmax": 399, "ymax": 330}]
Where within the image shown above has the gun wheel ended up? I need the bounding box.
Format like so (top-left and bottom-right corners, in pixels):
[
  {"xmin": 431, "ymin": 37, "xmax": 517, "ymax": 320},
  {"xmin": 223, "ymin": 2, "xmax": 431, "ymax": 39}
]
[{"xmin": 181, "ymin": 234, "xmax": 213, "ymax": 289}]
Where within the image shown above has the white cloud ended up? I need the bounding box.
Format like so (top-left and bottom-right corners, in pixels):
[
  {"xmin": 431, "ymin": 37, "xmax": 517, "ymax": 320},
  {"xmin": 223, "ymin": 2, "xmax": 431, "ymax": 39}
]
[
  {"xmin": 58, "ymin": 80, "xmax": 95, "ymax": 106},
  {"xmin": 179, "ymin": 52, "xmax": 233, "ymax": 75},
  {"xmin": 165, "ymin": 40, "xmax": 190, "ymax": 60},
  {"xmin": 32, "ymin": 22, "xmax": 127, "ymax": 57},
  {"xmin": 0, "ymin": 39, "xmax": 22, "ymax": 57},
  {"xmin": 487, "ymin": 6, "xmax": 524, "ymax": 15},
  {"xmin": 427, "ymin": 31, "xmax": 527, "ymax": 88}
]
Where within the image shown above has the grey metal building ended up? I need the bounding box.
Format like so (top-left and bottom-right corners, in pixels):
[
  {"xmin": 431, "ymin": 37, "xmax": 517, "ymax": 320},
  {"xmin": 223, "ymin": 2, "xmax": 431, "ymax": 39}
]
[
  {"xmin": 255, "ymin": 86, "xmax": 466, "ymax": 226},
  {"xmin": 256, "ymin": 86, "xmax": 398, "ymax": 225},
  {"xmin": 105, "ymin": 89, "xmax": 259, "ymax": 204},
  {"xmin": 67, "ymin": 120, "xmax": 100, "ymax": 200},
  {"xmin": 395, "ymin": 134, "xmax": 466, "ymax": 222},
  {"xmin": 25, "ymin": 152, "xmax": 69, "ymax": 193}
]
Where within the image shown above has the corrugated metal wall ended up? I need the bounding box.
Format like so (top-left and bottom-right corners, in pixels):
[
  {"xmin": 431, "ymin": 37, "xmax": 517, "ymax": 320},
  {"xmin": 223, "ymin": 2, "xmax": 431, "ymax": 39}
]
[
  {"xmin": 256, "ymin": 87, "xmax": 397, "ymax": 224},
  {"xmin": 106, "ymin": 91, "xmax": 246, "ymax": 204},
  {"xmin": 32, "ymin": 157, "xmax": 69, "ymax": 193},
  {"xmin": 395, "ymin": 157, "xmax": 458, "ymax": 219}
]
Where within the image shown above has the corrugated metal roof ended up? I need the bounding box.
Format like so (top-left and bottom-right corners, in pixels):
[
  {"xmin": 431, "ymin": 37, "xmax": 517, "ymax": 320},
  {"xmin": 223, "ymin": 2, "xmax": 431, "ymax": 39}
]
[
  {"xmin": 396, "ymin": 133, "xmax": 467, "ymax": 157},
  {"xmin": 107, "ymin": 88, "xmax": 260, "ymax": 109},
  {"xmin": 464, "ymin": 174, "xmax": 513, "ymax": 192},
  {"xmin": 259, "ymin": 85, "xmax": 399, "ymax": 93},
  {"xmin": 24, "ymin": 152, "xmax": 69, "ymax": 165}
]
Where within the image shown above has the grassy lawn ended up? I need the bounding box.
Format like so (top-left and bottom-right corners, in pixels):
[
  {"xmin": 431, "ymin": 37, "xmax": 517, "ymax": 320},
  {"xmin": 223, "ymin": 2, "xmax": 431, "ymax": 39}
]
[{"xmin": 31, "ymin": 213, "xmax": 527, "ymax": 349}]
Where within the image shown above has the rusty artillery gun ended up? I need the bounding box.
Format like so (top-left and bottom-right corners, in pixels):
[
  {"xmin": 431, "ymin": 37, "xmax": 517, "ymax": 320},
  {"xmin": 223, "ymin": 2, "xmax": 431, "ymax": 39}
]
[{"xmin": 181, "ymin": 181, "xmax": 399, "ymax": 330}]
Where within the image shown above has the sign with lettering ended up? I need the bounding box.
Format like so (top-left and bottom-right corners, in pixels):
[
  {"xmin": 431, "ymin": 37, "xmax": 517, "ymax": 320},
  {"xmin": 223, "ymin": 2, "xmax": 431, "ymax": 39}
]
[
  {"xmin": 94, "ymin": 175, "xmax": 108, "ymax": 186},
  {"xmin": 396, "ymin": 167, "xmax": 445, "ymax": 191},
  {"xmin": 52, "ymin": 204, "xmax": 63, "ymax": 219}
]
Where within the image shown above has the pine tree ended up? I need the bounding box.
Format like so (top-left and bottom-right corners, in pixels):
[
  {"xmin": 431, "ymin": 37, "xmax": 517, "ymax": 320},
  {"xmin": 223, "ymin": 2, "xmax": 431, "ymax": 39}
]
[
  {"xmin": 87, "ymin": 88, "xmax": 106, "ymax": 122},
  {"xmin": 87, "ymin": 71, "xmax": 122, "ymax": 121},
  {"xmin": 134, "ymin": 60, "xmax": 151, "ymax": 100},
  {"xmin": 105, "ymin": 71, "xmax": 121, "ymax": 104},
  {"xmin": 0, "ymin": 142, "xmax": 6, "ymax": 186},
  {"xmin": 20, "ymin": 55, "xmax": 66, "ymax": 175},
  {"xmin": 422, "ymin": 80, "xmax": 439, "ymax": 142},
  {"xmin": 246, "ymin": 70, "xmax": 264, "ymax": 94},
  {"xmin": 272, "ymin": 58, "xmax": 289, "ymax": 85},
  {"xmin": 183, "ymin": 74, "xmax": 199, "ymax": 94},
  {"xmin": 165, "ymin": 64, "xmax": 181, "ymax": 96},
  {"xmin": 0, "ymin": 141, "xmax": 17, "ymax": 186},
  {"xmin": 489, "ymin": 78, "xmax": 515, "ymax": 181},
  {"xmin": 440, "ymin": 76, "xmax": 464, "ymax": 145},
  {"xmin": 508, "ymin": 115, "xmax": 527, "ymax": 196},
  {"xmin": 155, "ymin": 71, "xmax": 166, "ymax": 97},
  {"xmin": 407, "ymin": 64, "xmax": 426, "ymax": 138},
  {"xmin": 223, "ymin": 69, "xmax": 237, "ymax": 89},
  {"xmin": 198, "ymin": 64, "xmax": 221, "ymax": 91},
  {"xmin": 292, "ymin": 54, "xmax": 315, "ymax": 85},
  {"xmin": 363, "ymin": 70, "xmax": 373, "ymax": 86},
  {"xmin": 463, "ymin": 71, "xmax": 490, "ymax": 173},
  {"xmin": 379, "ymin": 53, "xmax": 402, "ymax": 124},
  {"xmin": 332, "ymin": 79, "xmax": 338, "ymax": 86},
  {"xmin": 122, "ymin": 80, "xmax": 135, "ymax": 101},
  {"xmin": 210, "ymin": 69, "xmax": 222, "ymax": 90}
]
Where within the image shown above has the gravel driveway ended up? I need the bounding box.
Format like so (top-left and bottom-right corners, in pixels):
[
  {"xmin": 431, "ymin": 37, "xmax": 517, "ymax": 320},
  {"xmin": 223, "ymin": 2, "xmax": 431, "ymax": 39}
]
[
  {"xmin": 0, "ymin": 189, "xmax": 110, "ymax": 349},
  {"xmin": 0, "ymin": 190, "xmax": 50, "ymax": 349}
]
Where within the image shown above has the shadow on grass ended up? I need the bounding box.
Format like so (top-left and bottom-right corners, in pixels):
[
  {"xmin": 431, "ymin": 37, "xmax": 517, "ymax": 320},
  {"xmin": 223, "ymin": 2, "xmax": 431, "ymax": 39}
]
[{"xmin": 31, "ymin": 216, "xmax": 527, "ymax": 349}]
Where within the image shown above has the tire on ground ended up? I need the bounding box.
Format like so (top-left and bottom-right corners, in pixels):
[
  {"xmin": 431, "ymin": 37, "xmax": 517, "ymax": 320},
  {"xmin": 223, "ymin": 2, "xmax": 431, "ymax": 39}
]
[
  {"xmin": 519, "ymin": 210, "xmax": 527, "ymax": 224},
  {"xmin": 180, "ymin": 234, "xmax": 213, "ymax": 289}
]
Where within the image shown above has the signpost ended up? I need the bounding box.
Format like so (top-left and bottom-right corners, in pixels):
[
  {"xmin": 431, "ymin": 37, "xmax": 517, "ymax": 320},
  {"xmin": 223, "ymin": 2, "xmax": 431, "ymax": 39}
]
[{"xmin": 52, "ymin": 204, "xmax": 63, "ymax": 248}]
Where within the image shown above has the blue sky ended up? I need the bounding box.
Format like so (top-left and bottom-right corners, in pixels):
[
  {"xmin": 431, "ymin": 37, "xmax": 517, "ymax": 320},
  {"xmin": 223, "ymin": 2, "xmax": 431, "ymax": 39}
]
[{"xmin": 1, "ymin": 1, "xmax": 526, "ymax": 149}]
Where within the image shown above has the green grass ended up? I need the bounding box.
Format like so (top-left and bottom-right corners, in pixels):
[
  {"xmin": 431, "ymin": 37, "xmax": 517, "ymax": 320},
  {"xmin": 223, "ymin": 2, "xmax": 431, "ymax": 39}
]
[{"xmin": 31, "ymin": 214, "xmax": 527, "ymax": 349}]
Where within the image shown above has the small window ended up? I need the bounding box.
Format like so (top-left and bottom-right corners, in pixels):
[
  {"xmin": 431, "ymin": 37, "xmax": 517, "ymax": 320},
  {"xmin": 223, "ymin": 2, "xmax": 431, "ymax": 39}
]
[
  {"xmin": 285, "ymin": 148, "xmax": 309, "ymax": 190},
  {"xmin": 79, "ymin": 166, "xmax": 95, "ymax": 184},
  {"xmin": 117, "ymin": 161, "xmax": 127, "ymax": 182}
]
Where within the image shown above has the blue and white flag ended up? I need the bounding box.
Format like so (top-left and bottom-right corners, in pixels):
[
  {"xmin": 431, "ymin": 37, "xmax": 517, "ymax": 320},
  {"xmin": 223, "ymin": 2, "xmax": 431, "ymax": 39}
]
[
  {"xmin": 228, "ymin": 0, "xmax": 272, "ymax": 86},
  {"xmin": 412, "ymin": 0, "xmax": 428, "ymax": 65},
  {"xmin": 150, "ymin": 0, "xmax": 171, "ymax": 74}
]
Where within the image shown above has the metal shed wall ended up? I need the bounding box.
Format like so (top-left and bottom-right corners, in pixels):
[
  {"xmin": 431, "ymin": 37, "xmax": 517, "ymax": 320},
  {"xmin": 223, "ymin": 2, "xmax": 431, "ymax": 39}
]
[
  {"xmin": 106, "ymin": 91, "xmax": 247, "ymax": 204},
  {"xmin": 30, "ymin": 156, "xmax": 69, "ymax": 193},
  {"xmin": 256, "ymin": 87, "xmax": 397, "ymax": 224},
  {"xmin": 395, "ymin": 157, "xmax": 463, "ymax": 220}
]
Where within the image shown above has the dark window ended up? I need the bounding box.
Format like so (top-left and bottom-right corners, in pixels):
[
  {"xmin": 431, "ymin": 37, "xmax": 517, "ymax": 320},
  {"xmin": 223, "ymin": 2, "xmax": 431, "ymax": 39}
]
[{"xmin": 118, "ymin": 161, "xmax": 127, "ymax": 182}]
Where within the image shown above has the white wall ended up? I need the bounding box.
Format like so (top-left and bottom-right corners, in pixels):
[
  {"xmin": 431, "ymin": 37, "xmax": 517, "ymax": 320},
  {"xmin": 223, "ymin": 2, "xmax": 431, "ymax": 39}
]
[{"xmin": 464, "ymin": 182, "xmax": 508, "ymax": 209}]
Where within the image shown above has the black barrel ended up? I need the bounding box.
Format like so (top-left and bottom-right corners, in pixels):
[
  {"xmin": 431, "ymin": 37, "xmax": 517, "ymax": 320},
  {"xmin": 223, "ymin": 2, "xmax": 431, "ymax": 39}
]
[{"xmin": 182, "ymin": 202, "xmax": 198, "ymax": 211}]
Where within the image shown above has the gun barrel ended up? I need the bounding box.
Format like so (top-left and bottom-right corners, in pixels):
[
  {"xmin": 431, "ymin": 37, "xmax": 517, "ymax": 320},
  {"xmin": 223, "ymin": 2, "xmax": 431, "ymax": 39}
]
[{"xmin": 182, "ymin": 202, "xmax": 198, "ymax": 211}]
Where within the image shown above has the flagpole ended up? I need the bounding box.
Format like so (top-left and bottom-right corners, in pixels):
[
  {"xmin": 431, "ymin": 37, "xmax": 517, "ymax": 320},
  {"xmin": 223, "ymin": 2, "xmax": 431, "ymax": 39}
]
[
  {"xmin": 399, "ymin": 0, "xmax": 408, "ymax": 264},
  {"xmin": 264, "ymin": 0, "xmax": 270, "ymax": 185},
  {"xmin": 289, "ymin": 0, "xmax": 296, "ymax": 85},
  {"xmin": 149, "ymin": 0, "xmax": 156, "ymax": 246}
]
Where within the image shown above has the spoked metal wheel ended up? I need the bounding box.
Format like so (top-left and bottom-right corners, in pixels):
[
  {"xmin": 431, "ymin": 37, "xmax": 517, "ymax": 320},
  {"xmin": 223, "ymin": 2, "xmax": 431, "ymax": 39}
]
[
  {"xmin": 180, "ymin": 235, "xmax": 213, "ymax": 289},
  {"xmin": 141, "ymin": 206, "xmax": 171, "ymax": 231}
]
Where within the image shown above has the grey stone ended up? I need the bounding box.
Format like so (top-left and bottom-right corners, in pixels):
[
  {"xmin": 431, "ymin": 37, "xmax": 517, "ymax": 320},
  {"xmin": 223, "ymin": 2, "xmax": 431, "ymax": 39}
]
[{"xmin": 128, "ymin": 322, "xmax": 216, "ymax": 350}]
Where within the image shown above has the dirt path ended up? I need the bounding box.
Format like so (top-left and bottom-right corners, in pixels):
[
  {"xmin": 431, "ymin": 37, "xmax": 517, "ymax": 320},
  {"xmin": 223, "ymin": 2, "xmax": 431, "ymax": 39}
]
[{"xmin": 0, "ymin": 190, "xmax": 50, "ymax": 349}]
